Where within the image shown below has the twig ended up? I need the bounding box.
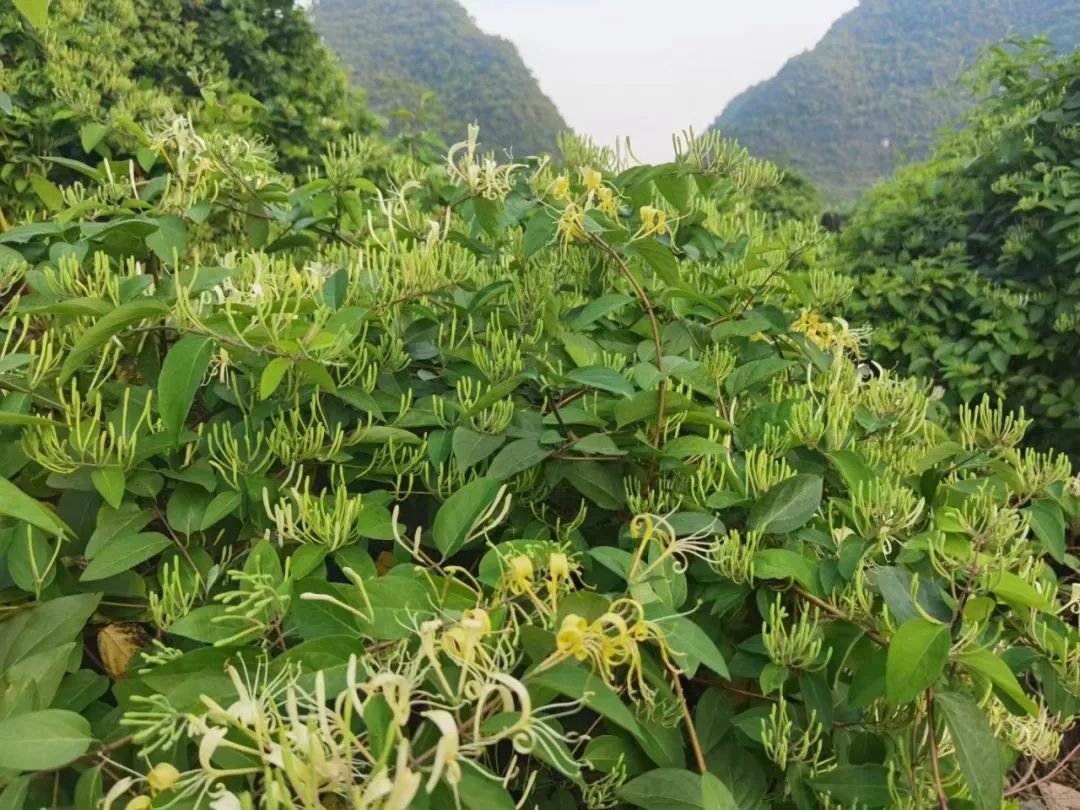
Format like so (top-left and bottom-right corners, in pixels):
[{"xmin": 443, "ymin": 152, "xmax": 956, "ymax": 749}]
[
  {"xmin": 671, "ymin": 667, "xmax": 708, "ymax": 774},
  {"xmin": 789, "ymin": 585, "xmax": 887, "ymax": 646},
  {"xmin": 926, "ymin": 689, "xmax": 949, "ymax": 810},
  {"xmin": 586, "ymin": 235, "xmax": 667, "ymax": 492},
  {"xmin": 1004, "ymin": 740, "xmax": 1080, "ymax": 798}
]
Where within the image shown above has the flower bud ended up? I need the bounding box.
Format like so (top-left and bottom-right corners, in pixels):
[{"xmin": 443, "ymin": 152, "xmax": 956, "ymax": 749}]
[{"xmin": 147, "ymin": 762, "xmax": 181, "ymax": 793}]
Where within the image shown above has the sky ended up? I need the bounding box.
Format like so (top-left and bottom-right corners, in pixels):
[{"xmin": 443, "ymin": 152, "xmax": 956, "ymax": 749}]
[{"xmin": 458, "ymin": 0, "xmax": 859, "ymax": 162}]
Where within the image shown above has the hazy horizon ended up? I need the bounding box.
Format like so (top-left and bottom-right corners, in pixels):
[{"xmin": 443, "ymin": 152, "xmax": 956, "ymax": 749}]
[{"xmin": 458, "ymin": 0, "xmax": 859, "ymax": 161}]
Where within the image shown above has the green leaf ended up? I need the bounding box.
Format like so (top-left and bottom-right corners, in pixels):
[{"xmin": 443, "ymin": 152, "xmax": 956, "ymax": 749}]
[
  {"xmin": 0, "ymin": 476, "xmax": 72, "ymax": 537},
  {"xmin": 886, "ymin": 619, "xmax": 950, "ymax": 704},
  {"xmin": 1028, "ymin": 500, "xmax": 1065, "ymax": 562},
  {"xmin": 452, "ymin": 427, "xmax": 506, "ymax": 471},
  {"xmin": 701, "ymin": 773, "xmax": 739, "ymax": 810},
  {"xmin": 487, "ymin": 438, "xmax": 552, "ymax": 480},
  {"xmin": 616, "ymin": 390, "xmax": 663, "ymax": 427},
  {"xmin": 81, "ymin": 532, "xmax": 172, "ymax": 581},
  {"xmin": 260, "ymin": 357, "xmax": 291, "ymax": 400},
  {"xmin": 522, "ymin": 210, "xmax": 557, "ymax": 258},
  {"xmin": 432, "ymin": 477, "xmax": 502, "ymax": 557},
  {"xmin": 725, "ymin": 357, "xmax": 791, "ymax": 396},
  {"xmin": 59, "ymin": 299, "xmax": 169, "ymax": 382},
  {"xmin": 572, "ymin": 433, "xmax": 625, "ymax": 456},
  {"xmin": 90, "ymin": 467, "xmax": 125, "ymax": 510},
  {"xmin": 79, "ymin": 123, "xmax": 110, "ymax": 153},
  {"xmin": 200, "ymin": 491, "xmax": 241, "ymax": 530},
  {"xmin": 989, "ymin": 570, "xmax": 1054, "ymax": 612},
  {"xmin": 0, "ymin": 777, "xmax": 29, "ymax": 810},
  {"xmin": 747, "ymin": 474, "xmax": 822, "ymax": 534},
  {"xmin": 13, "ymin": 0, "xmax": 48, "ymax": 28},
  {"xmin": 935, "ymin": 690, "xmax": 1003, "ymax": 810},
  {"xmin": 566, "ymin": 366, "xmax": 636, "ymax": 398},
  {"xmin": 561, "ymin": 461, "xmax": 626, "ymax": 509},
  {"xmin": 159, "ymin": 335, "xmax": 213, "ymax": 444},
  {"xmin": 752, "ymin": 548, "xmax": 818, "ymax": 589},
  {"xmin": 0, "ymin": 594, "xmax": 101, "ymax": 672},
  {"xmin": 650, "ymin": 611, "xmax": 729, "ymax": 679},
  {"xmin": 456, "ymin": 762, "xmax": 517, "ymax": 810},
  {"xmin": 618, "ymin": 769, "xmax": 703, "ymax": 810},
  {"xmin": 0, "ymin": 710, "xmax": 92, "ymax": 771},
  {"xmin": 628, "ymin": 239, "xmax": 680, "ymax": 286},
  {"xmin": 573, "ymin": 293, "xmax": 634, "ymax": 329},
  {"xmin": 297, "ymin": 359, "xmax": 336, "ymax": 392},
  {"xmin": 29, "ymin": 175, "xmax": 63, "ymax": 210},
  {"xmin": 958, "ymin": 649, "xmax": 1037, "ymax": 715},
  {"xmin": 74, "ymin": 766, "xmax": 103, "ymax": 810},
  {"xmin": 146, "ymin": 215, "xmax": 188, "ymax": 265},
  {"xmin": 662, "ymin": 435, "xmax": 726, "ymax": 459},
  {"xmin": 809, "ymin": 765, "xmax": 890, "ymax": 807},
  {"xmin": 529, "ymin": 661, "xmax": 643, "ymax": 742}
]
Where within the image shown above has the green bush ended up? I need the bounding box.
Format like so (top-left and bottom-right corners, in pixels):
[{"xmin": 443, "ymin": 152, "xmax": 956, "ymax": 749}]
[
  {"xmin": 2, "ymin": 2, "xmax": 1080, "ymax": 807},
  {"xmin": 0, "ymin": 104, "xmax": 1078, "ymax": 808},
  {"xmin": 0, "ymin": 0, "xmax": 372, "ymax": 220},
  {"xmin": 839, "ymin": 42, "xmax": 1080, "ymax": 456}
]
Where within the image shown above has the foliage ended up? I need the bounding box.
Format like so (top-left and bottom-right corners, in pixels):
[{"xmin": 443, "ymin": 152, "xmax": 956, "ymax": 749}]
[
  {"xmin": 0, "ymin": 80, "xmax": 1078, "ymax": 808},
  {"xmin": 2, "ymin": 3, "xmax": 1079, "ymax": 807},
  {"xmin": 711, "ymin": 0, "xmax": 1080, "ymax": 203},
  {"xmin": 840, "ymin": 41, "xmax": 1080, "ymax": 457},
  {"xmin": 0, "ymin": 0, "xmax": 373, "ymax": 219},
  {"xmin": 747, "ymin": 168, "xmax": 823, "ymax": 226},
  {"xmin": 310, "ymin": 0, "xmax": 567, "ymax": 156}
]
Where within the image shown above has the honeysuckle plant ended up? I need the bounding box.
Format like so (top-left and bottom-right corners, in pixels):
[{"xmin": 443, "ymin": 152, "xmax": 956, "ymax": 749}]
[{"xmin": 0, "ymin": 106, "xmax": 1077, "ymax": 810}]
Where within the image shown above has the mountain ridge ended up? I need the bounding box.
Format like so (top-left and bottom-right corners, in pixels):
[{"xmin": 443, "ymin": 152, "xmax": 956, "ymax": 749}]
[
  {"xmin": 310, "ymin": 0, "xmax": 568, "ymax": 156},
  {"xmin": 711, "ymin": 0, "xmax": 1080, "ymax": 202}
]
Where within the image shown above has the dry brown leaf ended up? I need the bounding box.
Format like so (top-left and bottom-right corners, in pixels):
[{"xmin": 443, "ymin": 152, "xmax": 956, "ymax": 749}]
[
  {"xmin": 1040, "ymin": 782, "xmax": 1080, "ymax": 810},
  {"xmin": 97, "ymin": 622, "xmax": 150, "ymax": 679}
]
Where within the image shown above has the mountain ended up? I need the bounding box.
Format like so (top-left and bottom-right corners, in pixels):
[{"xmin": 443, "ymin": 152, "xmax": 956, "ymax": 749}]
[
  {"xmin": 310, "ymin": 0, "xmax": 568, "ymax": 156},
  {"xmin": 710, "ymin": 0, "xmax": 1080, "ymax": 203}
]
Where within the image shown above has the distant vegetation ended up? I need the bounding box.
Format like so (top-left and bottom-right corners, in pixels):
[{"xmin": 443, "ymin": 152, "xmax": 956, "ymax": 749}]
[
  {"xmin": 0, "ymin": 0, "xmax": 372, "ymax": 217},
  {"xmin": 712, "ymin": 0, "xmax": 1080, "ymax": 202},
  {"xmin": 837, "ymin": 41, "xmax": 1080, "ymax": 455},
  {"xmin": 311, "ymin": 0, "xmax": 567, "ymax": 155}
]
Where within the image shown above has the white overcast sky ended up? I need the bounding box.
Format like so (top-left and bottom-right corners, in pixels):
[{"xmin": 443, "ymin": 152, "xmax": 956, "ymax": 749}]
[{"xmin": 458, "ymin": 0, "xmax": 859, "ymax": 161}]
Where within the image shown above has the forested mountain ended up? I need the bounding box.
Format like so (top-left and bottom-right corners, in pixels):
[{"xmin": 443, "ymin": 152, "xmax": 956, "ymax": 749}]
[
  {"xmin": 711, "ymin": 0, "xmax": 1080, "ymax": 202},
  {"xmin": 310, "ymin": 0, "xmax": 567, "ymax": 156}
]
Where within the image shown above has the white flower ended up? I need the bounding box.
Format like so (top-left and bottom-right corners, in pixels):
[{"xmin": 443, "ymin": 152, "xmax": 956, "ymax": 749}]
[
  {"xmin": 385, "ymin": 742, "xmax": 422, "ymax": 810},
  {"xmin": 209, "ymin": 789, "xmax": 242, "ymax": 810},
  {"xmin": 421, "ymin": 710, "xmax": 461, "ymax": 793},
  {"xmin": 102, "ymin": 777, "xmax": 134, "ymax": 810},
  {"xmin": 199, "ymin": 726, "xmax": 228, "ymax": 772}
]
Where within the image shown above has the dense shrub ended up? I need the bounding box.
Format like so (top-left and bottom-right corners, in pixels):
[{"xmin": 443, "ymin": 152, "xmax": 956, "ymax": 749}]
[
  {"xmin": 2, "ymin": 2, "xmax": 1080, "ymax": 807},
  {"xmin": 0, "ymin": 95, "xmax": 1078, "ymax": 810},
  {"xmin": 0, "ymin": 0, "xmax": 372, "ymax": 219},
  {"xmin": 840, "ymin": 42, "xmax": 1080, "ymax": 456}
]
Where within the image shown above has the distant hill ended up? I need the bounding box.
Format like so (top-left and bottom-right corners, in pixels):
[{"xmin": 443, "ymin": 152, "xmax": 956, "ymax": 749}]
[
  {"xmin": 711, "ymin": 0, "xmax": 1080, "ymax": 203},
  {"xmin": 310, "ymin": 0, "xmax": 568, "ymax": 156}
]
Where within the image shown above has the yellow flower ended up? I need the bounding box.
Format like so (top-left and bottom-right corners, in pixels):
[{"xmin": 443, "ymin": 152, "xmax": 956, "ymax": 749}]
[
  {"xmin": 552, "ymin": 175, "xmax": 571, "ymax": 200},
  {"xmin": 124, "ymin": 798, "xmax": 152, "ymax": 810},
  {"xmin": 581, "ymin": 166, "xmax": 603, "ymax": 192},
  {"xmin": 506, "ymin": 554, "xmax": 535, "ymax": 595},
  {"xmin": 549, "ymin": 553, "xmax": 571, "ymax": 582},
  {"xmin": 462, "ymin": 607, "xmax": 491, "ymax": 635},
  {"xmin": 597, "ymin": 186, "xmax": 619, "ymax": 218},
  {"xmin": 557, "ymin": 203, "xmax": 587, "ymax": 245},
  {"xmin": 639, "ymin": 206, "xmax": 668, "ymax": 236},
  {"xmin": 146, "ymin": 762, "xmax": 181, "ymax": 793},
  {"xmin": 556, "ymin": 614, "xmax": 590, "ymax": 660}
]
